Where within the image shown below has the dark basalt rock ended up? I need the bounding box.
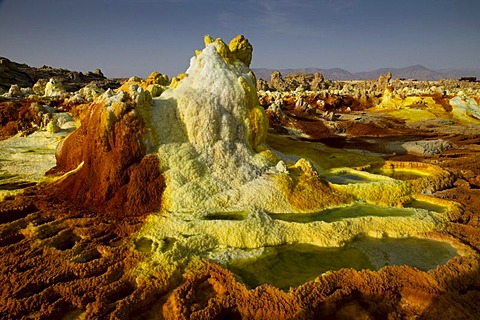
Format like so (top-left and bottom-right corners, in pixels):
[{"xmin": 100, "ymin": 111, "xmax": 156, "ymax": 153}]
[{"xmin": 0, "ymin": 57, "xmax": 121, "ymax": 92}]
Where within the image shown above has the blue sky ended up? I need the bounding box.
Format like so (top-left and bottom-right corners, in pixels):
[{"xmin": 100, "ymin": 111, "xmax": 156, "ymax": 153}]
[{"xmin": 0, "ymin": 0, "xmax": 479, "ymax": 78}]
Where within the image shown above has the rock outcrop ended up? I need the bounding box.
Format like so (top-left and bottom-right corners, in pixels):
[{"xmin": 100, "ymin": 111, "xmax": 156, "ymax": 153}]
[
  {"xmin": 44, "ymin": 86, "xmax": 165, "ymax": 217},
  {"xmin": 0, "ymin": 56, "xmax": 120, "ymax": 92}
]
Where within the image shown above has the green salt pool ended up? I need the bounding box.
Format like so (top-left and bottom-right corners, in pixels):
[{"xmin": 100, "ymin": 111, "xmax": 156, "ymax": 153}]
[
  {"xmin": 325, "ymin": 173, "xmax": 372, "ymax": 185},
  {"xmin": 270, "ymin": 203, "xmax": 415, "ymax": 223},
  {"xmin": 373, "ymin": 169, "xmax": 427, "ymax": 181},
  {"xmin": 228, "ymin": 237, "xmax": 457, "ymax": 290},
  {"xmin": 405, "ymin": 200, "xmax": 446, "ymax": 213}
]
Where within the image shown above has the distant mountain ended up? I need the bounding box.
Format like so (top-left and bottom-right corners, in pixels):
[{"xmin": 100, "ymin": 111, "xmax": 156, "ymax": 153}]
[
  {"xmin": 436, "ymin": 68, "xmax": 480, "ymax": 80},
  {"xmin": 353, "ymin": 65, "xmax": 445, "ymax": 81},
  {"xmin": 252, "ymin": 65, "xmax": 480, "ymax": 81}
]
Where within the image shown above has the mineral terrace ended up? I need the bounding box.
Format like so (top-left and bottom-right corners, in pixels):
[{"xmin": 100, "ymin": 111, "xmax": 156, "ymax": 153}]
[{"xmin": 0, "ymin": 36, "xmax": 479, "ymax": 319}]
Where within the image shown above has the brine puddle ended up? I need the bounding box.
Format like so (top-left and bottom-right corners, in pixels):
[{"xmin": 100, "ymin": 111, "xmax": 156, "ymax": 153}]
[
  {"xmin": 324, "ymin": 173, "xmax": 371, "ymax": 185},
  {"xmin": 371, "ymin": 169, "xmax": 428, "ymax": 181},
  {"xmin": 227, "ymin": 237, "xmax": 457, "ymax": 291},
  {"xmin": 270, "ymin": 203, "xmax": 416, "ymax": 223}
]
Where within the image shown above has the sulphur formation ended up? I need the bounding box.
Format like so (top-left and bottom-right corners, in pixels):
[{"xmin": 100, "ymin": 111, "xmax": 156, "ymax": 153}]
[
  {"xmin": 129, "ymin": 35, "xmax": 451, "ymax": 277},
  {"xmin": 32, "ymin": 35, "xmax": 454, "ymax": 278}
]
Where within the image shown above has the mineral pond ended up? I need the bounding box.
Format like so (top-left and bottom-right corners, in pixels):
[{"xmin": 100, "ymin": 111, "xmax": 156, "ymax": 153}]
[{"xmin": 1, "ymin": 35, "xmax": 480, "ymax": 319}]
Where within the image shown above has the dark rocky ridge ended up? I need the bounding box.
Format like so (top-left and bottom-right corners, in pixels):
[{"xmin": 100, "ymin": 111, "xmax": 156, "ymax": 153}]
[{"xmin": 0, "ymin": 57, "xmax": 121, "ymax": 92}]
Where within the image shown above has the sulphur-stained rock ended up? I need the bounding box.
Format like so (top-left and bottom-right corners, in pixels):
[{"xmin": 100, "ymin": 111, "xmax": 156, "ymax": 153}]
[
  {"xmin": 6, "ymin": 84, "xmax": 23, "ymax": 98},
  {"xmin": 135, "ymin": 35, "xmax": 348, "ymax": 216},
  {"xmin": 32, "ymin": 78, "xmax": 48, "ymax": 95},
  {"xmin": 450, "ymin": 92, "xmax": 480, "ymax": 123},
  {"xmin": 281, "ymin": 73, "xmax": 310, "ymax": 91},
  {"xmin": 44, "ymin": 86, "xmax": 165, "ymax": 217},
  {"xmin": 228, "ymin": 34, "xmax": 253, "ymax": 67},
  {"xmin": 377, "ymin": 71, "xmax": 392, "ymax": 89},
  {"xmin": 52, "ymin": 112, "xmax": 74, "ymax": 129},
  {"xmin": 310, "ymin": 72, "xmax": 325, "ymax": 91},
  {"xmin": 294, "ymin": 96, "xmax": 309, "ymax": 112},
  {"xmin": 131, "ymin": 72, "xmax": 168, "ymax": 98},
  {"xmin": 169, "ymin": 73, "xmax": 187, "ymax": 88},
  {"xmin": 145, "ymin": 71, "xmax": 169, "ymax": 86},
  {"xmin": 0, "ymin": 100, "xmax": 45, "ymax": 139},
  {"xmin": 256, "ymin": 77, "xmax": 270, "ymax": 91},
  {"xmin": 376, "ymin": 86, "xmax": 398, "ymax": 108},
  {"xmin": 77, "ymin": 83, "xmax": 105, "ymax": 101},
  {"xmin": 46, "ymin": 119, "xmax": 60, "ymax": 133},
  {"xmin": 146, "ymin": 83, "xmax": 163, "ymax": 97},
  {"xmin": 44, "ymin": 78, "xmax": 66, "ymax": 97},
  {"xmin": 270, "ymin": 70, "xmax": 290, "ymax": 91}
]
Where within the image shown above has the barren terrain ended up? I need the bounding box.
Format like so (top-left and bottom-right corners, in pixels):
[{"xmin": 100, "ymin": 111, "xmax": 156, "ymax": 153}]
[{"xmin": 1, "ymin": 37, "xmax": 480, "ymax": 319}]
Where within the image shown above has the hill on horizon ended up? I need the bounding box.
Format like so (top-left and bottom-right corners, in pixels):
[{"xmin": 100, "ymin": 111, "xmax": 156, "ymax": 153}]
[{"xmin": 252, "ymin": 65, "xmax": 480, "ymax": 81}]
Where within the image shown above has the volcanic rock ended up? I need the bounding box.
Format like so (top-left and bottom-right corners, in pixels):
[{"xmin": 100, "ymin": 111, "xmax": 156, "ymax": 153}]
[
  {"xmin": 310, "ymin": 72, "xmax": 326, "ymax": 91},
  {"xmin": 32, "ymin": 78, "xmax": 48, "ymax": 95},
  {"xmin": 402, "ymin": 139, "xmax": 453, "ymax": 156},
  {"xmin": 6, "ymin": 84, "xmax": 22, "ymax": 98},
  {"xmin": 0, "ymin": 56, "xmax": 120, "ymax": 93},
  {"xmin": 269, "ymin": 70, "xmax": 290, "ymax": 91},
  {"xmin": 45, "ymin": 86, "xmax": 165, "ymax": 217},
  {"xmin": 44, "ymin": 78, "xmax": 66, "ymax": 97},
  {"xmin": 256, "ymin": 77, "xmax": 270, "ymax": 91}
]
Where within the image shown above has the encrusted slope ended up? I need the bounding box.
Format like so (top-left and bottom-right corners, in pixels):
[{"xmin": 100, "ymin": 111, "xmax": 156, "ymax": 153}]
[{"xmin": 45, "ymin": 87, "xmax": 165, "ymax": 217}]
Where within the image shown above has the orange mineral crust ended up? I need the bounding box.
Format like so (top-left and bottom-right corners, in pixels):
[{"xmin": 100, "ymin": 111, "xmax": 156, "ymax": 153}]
[{"xmin": 44, "ymin": 95, "xmax": 165, "ymax": 218}]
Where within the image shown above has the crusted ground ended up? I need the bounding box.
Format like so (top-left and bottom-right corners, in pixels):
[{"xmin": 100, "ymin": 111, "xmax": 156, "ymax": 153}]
[
  {"xmin": 0, "ymin": 104, "xmax": 479, "ymax": 319},
  {"xmin": 1, "ymin": 43, "xmax": 480, "ymax": 318}
]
